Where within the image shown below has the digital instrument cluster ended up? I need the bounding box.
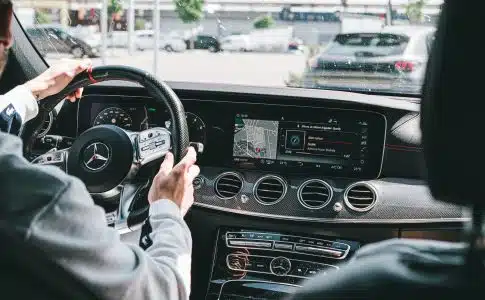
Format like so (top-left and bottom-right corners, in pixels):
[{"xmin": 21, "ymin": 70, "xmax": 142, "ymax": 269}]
[{"xmin": 81, "ymin": 99, "xmax": 207, "ymax": 145}]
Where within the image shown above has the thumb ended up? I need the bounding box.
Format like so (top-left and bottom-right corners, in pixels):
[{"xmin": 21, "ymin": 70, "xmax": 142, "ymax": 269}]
[{"xmin": 158, "ymin": 152, "xmax": 174, "ymax": 176}]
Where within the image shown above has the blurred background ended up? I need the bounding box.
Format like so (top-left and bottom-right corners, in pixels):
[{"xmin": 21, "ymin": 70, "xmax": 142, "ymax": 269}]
[{"xmin": 13, "ymin": 0, "xmax": 442, "ymax": 94}]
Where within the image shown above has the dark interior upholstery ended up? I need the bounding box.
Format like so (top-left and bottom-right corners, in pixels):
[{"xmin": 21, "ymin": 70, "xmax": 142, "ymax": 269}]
[{"xmin": 421, "ymin": 1, "xmax": 483, "ymax": 206}]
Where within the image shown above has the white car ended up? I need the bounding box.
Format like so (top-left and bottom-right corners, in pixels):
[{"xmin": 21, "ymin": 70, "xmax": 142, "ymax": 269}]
[
  {"xmin": 136, "ymin": 30, "xmax": 187, "ymax": 52},
  {"xmin": 220, "ymin": 34, "xmax": 252, "ymax": 52}
]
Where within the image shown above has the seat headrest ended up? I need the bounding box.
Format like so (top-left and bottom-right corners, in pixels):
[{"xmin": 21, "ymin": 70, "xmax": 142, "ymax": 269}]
[{"xmin": 421, "ymin": 2, "xmax": 484, "ymax": 206}]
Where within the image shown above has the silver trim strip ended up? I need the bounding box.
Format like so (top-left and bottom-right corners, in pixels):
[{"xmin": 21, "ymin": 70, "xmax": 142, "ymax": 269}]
[
  {"xmin": 253, "ymin": 175, "xmax": 288, "ymax": 206},
  {"xmin": 225, "ymin": 254, "xmax": 338, "ymax": 279},
  {"xmin": 297, "ymin": 179, "xmax": 334, "ymax": 210},
  {"xmin": 214, "ymin": 171, "xmax": 244, "ymax": 200},
  {"xmin": 344, "ymin": 181, "xmax": 378, "ymax": 213},
  {"xmin": 193, "ymin": 202, "xmax": 468, "ymax": 224}
]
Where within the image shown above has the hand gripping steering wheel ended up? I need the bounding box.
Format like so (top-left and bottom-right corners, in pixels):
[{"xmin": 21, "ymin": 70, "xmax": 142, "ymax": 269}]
[{"xmin": 21, "ymin": 66, "xmax": 190, "ymax": 230}]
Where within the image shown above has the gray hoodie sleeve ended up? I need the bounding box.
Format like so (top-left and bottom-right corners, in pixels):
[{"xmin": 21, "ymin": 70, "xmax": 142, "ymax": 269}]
[{"xmin": 0, "ymin": 132, "xmax": 192, "ymax": 300}]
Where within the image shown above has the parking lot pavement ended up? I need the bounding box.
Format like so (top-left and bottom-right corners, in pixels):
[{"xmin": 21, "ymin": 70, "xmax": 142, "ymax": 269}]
[{"xmin": 45, "ymin": 50, "xmax": 307, "ymax": 87}]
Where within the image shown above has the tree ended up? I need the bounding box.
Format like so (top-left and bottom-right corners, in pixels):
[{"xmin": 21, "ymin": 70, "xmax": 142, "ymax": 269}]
[
  {"xmin": 173, "ymin": 0, "xmax": 204, "ymax": 23},
  {"xmin": 253, "ymin": 15, "xmax": 274, "ymax": 29},
  {"xmin": 35, "ymin": 10, "xmax": 51, "ymax": 24},
  {"xmin": 405, "ymin": 0, "xmax": 426, "ymax": 24},
  {"xmin": 108, "ymin": 0, "xmax": 123, "ymax": 17}
]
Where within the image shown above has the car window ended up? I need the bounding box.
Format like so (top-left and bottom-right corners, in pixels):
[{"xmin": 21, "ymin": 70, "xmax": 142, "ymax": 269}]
[
  {"xmin": 16, "ymin": 1, "xmax": 442, "ymax": 96},
  {"xmin": 325, "ymin": 33, "xmax": 409, "ymax": 57}
]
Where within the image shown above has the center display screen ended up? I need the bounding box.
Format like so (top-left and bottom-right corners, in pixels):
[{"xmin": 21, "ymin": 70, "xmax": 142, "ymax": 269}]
[{"xmin": 232, "ymin": 109, "xmax": 386, "ymax": 179}]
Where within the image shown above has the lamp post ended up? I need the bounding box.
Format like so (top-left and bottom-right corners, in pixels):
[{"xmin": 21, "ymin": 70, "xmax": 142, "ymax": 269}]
[
  {"xmin": 153, "ymin": 0, "xmax": 160, "ymax": 77},
  {"xmin": 128, "ymin": 0, "xmax": 135, "ymax": 55},
  {"xmin": 101, "ymin": 0, "xmax": 108, "ymax": 65}
]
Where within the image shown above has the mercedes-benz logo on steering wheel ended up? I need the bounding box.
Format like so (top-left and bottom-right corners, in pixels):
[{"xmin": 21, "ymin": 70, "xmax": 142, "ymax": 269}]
[{"xmin": 83, "ymin": 142, "xmax": 111, "ymax": 171}]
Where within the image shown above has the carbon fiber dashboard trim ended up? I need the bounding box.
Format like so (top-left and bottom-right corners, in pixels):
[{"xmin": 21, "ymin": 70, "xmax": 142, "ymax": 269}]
[{"xmin": 194, "ymin": 167, "xmax": 467, "ymax": 224}]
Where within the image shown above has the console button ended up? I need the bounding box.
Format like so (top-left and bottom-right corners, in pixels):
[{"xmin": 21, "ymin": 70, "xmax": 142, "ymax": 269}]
[
  {"xmin": 280, "ymin": 236, "xmax": 291, "ymax": 242},
  {"xmin": 228, "ymin": 240, "xmax": 272, "ymax": 249},
  {"xmin": 295, "ymin": 245, "xmax": 344, "ymax": 257},
  {"xmin": 289, "ymin": 262, "xmax": 308, "ymax": 277},
  {"xmin": 274, "ymin": 242, "xmax": 293, "ymax": 251},
  {"xmin": 305, "ymin": 268, "xmax": 319, "ymax": 276}
]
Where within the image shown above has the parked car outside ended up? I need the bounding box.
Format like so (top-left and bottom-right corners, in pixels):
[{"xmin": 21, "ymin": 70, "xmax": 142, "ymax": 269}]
[
  {"xmin": 186, "ymin": 35, "xmax": 221, "ymax": 52},
  {"xmin": 135, "ymin": 30, "xmax": 187, "ymax": 52},
  {"xmin": 220, "ymin": 34, "xmax": 252, "ymax": 52},
  {"xmin": 303, "ymin": 25, "xmax": 436, "ymax": 94},
  {"xmin": 25, "ymin": 24, "xmax": 100, "ymax": 58}
]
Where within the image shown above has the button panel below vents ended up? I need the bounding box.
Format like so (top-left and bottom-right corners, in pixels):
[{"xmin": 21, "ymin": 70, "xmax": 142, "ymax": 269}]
[
  {"xmin": 215, "ymin": 172, "xmax": 243, "ymax": 199},
  {"xmin": 297, "ymin": 179, "xmax": 333, "ymax": 209},
  {"xmin": 344, "ymin": 183, "xmax": 377, "ymax": 212},
  {"xmin": 254, "ymin": 175, "xmax": 287, "ymax": 205}
]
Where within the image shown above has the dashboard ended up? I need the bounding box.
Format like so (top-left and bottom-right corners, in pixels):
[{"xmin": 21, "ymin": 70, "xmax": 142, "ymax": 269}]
[{"xmin": 40, "ymin": 82, "xmax": 465, "ymax": 300}]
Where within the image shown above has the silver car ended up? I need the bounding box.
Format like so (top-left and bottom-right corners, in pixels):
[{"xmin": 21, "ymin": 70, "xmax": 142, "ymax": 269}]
[{"xmin": 303, "ymin": 25, "xmax": 436, "ymax": 94}]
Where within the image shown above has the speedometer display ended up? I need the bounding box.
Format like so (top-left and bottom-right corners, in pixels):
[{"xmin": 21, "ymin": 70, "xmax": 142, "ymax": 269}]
[{"xmin": 93, "ymin": 107, "xmax": 133, "ymax": 129}]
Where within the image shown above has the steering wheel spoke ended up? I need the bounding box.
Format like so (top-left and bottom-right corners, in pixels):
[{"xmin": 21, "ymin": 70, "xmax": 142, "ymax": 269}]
[
  {"xmin": 134, "ymin": 127, "xmax": 172, "ymax": 167},
  {"xmin": 117, "ymin": 180, "xmax": 150, "ymax": 230},
  {"xmin": 31, "ymin": 148, "xmax": 68, "ymax": 172}
]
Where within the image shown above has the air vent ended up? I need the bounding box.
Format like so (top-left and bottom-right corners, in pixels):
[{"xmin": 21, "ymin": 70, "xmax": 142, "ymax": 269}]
[
  {"xmin": 344, "ymin": 182, "xmax": 377, "ymax": 212},
  {"xmin": 254, "ymin": 175, "xmax": 287, "ymax": 205},
  {"xmin": 297, "ymin": 179, "xmax": 333, "ymax": 209},
  {"xmin": 37, "ymin": 111, "xmax": 54, "ymax": 138},
  {"xmin": 215, "ymin": 172, "xmax": 243, "ymax": 199}
]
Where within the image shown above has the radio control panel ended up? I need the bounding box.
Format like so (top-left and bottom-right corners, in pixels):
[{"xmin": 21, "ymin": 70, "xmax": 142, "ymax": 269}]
[
  {"xmin": 206, "ymin": 227, "xmax": 361, "ymax": 300},
  {"xmin": 226, "ymin": 231, "xmax": 351, "ymax": 259}
]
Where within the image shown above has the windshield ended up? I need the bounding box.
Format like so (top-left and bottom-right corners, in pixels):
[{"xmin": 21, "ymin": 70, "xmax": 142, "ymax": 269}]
[{"xmin": 15, "ymin": 0, "xmax": 441, "ymax": 96}]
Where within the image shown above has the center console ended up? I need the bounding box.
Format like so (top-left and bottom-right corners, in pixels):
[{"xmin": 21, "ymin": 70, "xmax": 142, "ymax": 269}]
[{"xmin": 206, "ymin": 227, "xmax": 361, "ymax": 299}]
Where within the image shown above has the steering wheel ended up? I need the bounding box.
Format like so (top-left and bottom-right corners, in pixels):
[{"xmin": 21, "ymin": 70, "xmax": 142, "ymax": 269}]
[{"xmin": 21, "ymin": 66, "xmax": 190, "ymax": 230}]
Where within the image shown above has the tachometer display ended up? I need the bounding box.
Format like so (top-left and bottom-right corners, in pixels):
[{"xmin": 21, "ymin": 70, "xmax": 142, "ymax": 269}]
[
  {"xmin": 186, "ymin": 112, "xmax": 207, "ymax": 145},
  {"xmin": 93, "ymin": 107, "xmax": 133, "ymax": 129}
]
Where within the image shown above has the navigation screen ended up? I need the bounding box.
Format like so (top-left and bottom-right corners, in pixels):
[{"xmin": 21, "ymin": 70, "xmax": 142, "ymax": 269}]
[{"xmin": 232, "ymin": 111, "xmax": 385, "ymax": 178}]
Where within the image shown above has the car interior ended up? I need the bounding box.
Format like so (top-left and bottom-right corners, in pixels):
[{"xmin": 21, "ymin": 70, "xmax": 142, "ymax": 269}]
[{"xmin": 1, "ymin": 1, "xmax": 483, "ymax": 299}]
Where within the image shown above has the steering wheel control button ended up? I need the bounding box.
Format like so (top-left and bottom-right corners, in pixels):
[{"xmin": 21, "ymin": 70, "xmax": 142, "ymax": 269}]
[{"xmin": 137, "ymin": 128, "xmax": 171, "ymax": 162}]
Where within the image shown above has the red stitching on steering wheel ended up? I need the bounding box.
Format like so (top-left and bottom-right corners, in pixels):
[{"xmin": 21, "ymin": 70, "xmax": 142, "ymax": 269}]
[{"xmin": 87, "ymin": 66, "xmax": 98, "ymax": 84}]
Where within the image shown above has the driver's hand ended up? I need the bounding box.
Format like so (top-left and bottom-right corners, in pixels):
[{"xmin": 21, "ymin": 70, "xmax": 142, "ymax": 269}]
[
  {"xmin": 148, "ymin": 147, "xmax": 200, "ymax": 216},
  {"xmin": 23, "ymin": 59, "xmax": 92, "ymax": 102}
]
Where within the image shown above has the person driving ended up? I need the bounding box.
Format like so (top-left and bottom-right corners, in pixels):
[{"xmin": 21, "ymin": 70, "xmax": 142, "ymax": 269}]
[{"xmin": 1, "ymin": 1, "xmax": 198, "ymax": 299}]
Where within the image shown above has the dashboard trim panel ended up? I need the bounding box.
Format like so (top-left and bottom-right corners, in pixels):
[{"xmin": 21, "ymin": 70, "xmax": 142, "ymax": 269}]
[{"xmin": 193, "ymin": 202, "xmax": 468, "ymax": 224}]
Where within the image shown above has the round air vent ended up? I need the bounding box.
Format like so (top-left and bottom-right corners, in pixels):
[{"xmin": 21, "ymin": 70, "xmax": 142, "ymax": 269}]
[
  {"xmin": 37, "ymin": 111, "xmax": 54, "ymax": 138},
  {"xmin": 215, "ymin": 172, "xmax": 243, "ymax": 199},
  {"xmin": 297, "ymin": 179, "xmax": 333, "ymax": 209},
  {"xmin": 344, "ymin": 182, "xmax": 377, "ymax": 212},
  {"xmin": 254, "ymin": 175, "xmax": 287, "ymax": 205}
]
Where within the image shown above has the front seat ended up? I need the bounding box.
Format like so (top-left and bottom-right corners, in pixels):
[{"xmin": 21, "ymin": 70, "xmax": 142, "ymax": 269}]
[{"xmin": 288, "ymin": 2, "xmax": 485, "ymax": 299}]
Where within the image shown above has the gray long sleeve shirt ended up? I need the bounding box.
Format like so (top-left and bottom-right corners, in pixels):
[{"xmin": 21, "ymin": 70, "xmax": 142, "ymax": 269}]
[{"xmin": 0, "ymin": 86, "xmax": 192, "ymax": 299}]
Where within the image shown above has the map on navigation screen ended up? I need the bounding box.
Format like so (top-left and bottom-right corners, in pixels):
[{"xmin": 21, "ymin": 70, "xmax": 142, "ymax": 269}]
[{"xmin": 233, "ymin": 118, "xmax": 279, "ymax": 159}]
